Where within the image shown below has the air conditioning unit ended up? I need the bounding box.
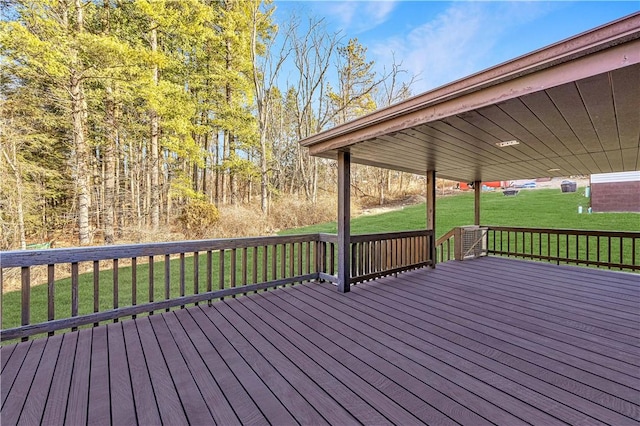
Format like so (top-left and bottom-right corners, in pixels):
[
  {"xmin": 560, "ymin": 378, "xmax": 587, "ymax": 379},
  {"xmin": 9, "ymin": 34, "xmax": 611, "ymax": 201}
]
[{"xmin": 454, "ymin": 226, "xmax": 488, "ymax": 260}]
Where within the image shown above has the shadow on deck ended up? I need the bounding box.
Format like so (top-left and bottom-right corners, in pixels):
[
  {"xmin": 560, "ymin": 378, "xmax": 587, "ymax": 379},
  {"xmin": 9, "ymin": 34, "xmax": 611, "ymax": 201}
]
[{"xmin": 2, "ymin": 257, "xmax": 639, "ymax": 425}]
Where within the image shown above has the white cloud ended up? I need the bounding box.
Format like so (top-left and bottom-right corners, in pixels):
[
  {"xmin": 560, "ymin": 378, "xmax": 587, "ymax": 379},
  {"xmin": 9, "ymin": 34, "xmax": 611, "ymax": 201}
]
[
  {"xmin": 371, "ymin": 2, "xmax": 555, "ymax": 94},
  {"xmin": 323, "ymin": 0, "xmax": 398, "ymax": 34}
]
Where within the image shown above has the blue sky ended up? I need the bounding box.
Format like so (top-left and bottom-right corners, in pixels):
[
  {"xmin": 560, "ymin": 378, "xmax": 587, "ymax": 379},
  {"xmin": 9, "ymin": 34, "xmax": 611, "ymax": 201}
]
[{"xmin": 274, "ymin": 1, "xmax": 639, "ymax": 94}]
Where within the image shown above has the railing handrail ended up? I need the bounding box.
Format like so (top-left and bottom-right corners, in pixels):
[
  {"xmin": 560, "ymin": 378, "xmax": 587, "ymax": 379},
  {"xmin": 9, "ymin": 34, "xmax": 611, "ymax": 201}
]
[
  {"xmin": 485, "ymin": 226, "xmax": 640, "ymax": 238},
  {"xmin": 0, "ymin": 234, "xmax": 319, "ymax": 268},
  {"xmin": 318, "ymin": 229, "xmax": 431, "ymax": 244},
  {"xmin": 435, "ymin": 228, "xmax": 457, "ymax": 247},
  {"xmin": 351, "ymin": 229, "xmax": 431, "ymax": 243}
]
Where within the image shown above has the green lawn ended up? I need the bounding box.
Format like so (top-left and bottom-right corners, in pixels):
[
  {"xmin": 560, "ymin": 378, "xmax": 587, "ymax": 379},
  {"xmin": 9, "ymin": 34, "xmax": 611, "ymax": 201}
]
[
  {"xmin": 280, "ymin": 188, "xmax": 640, "ymax": 238},
  {"xmin": 3, "ymin": 188, "xmax": 638, "ymax": 343}
]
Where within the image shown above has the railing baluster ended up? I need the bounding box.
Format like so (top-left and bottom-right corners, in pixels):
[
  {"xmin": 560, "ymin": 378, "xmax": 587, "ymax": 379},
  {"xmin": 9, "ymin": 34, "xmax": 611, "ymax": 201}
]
[
  {"xmin": 280, "ymin": 244, "xmax": 286, "ymax": 285},
  {"xmin": 608, "ymin": 236, "xmax": 612, "ymax": 269},
  {"xmin": 272, "ymin": 245, "xmax": 277, "ymax": 281},
  {"xmin": 330, "ymin": 243, "xmax": 335, "ymax": 276},
  {"xmin": 619, "ymin": 237, "xmax": 624, "ymax": 271},
  {"xmin": 241, "ymin": 247, "xmax": 247, "ymax": 288},
  {"xmin": 132, "ymin": 257, "xmax": 137, "ymax": 318},
  {"xmin": 351, "ymin": 243, "xmax": 357, "ymax": 278},
  {"xmin": 529, "ymin": 232, "xmax": 533, "ymax": 259},
  {"xmin": 149, "ymin": 255, "xmax": 155, "ymax": 307},
  {"xmin": 384, "ymin": 240, "xmax": 393, "ymax": 269},
  {"xmin": 21, "ymin": 266, "xmax": 30, "ymax": 341},
  {"xmin": 194, "ymin": 251, "xmax": 199, "ymax": 305},
  {"xmin": 253, "ymin": 247, "xmax": 258, "ymax": 285},
  {"xmin": 180, "ymin": 253, "xmax": 185, "ymax": 308},
  {"xmin": 297, "ymin": 242, "xmax": 303, "ymax": 279},
  {"xmin": 262, "ymin": 246, "xmax": 268, "ymax": 282},
  {"xmin": 71, "ymin": 262, "xmax": 78, "ymax": 331},
  {"xmin": 231, "ymin": 248, "xmax": 237, "ymax": 296},
  {"xmin": 113, "ymin": 259, "xmax": 119, "ymax": 320},
  {"xmin": 206, "ymin": 251, "xmax": 212, "ymax": 304},
  {"xmin": 93, "ymin": 261, "xmax": 99, "ymax": 327},
  {"xmin": 363, "ymin": 241, "xmax": 371, "ymax": 274},
  {"xmin": 48, "ymin": 264, "xmax": 55, "ymax": 335},
  {"xmin": 586, "ymin": 236, "xmax": 590, "ymax": 265},
  {"xmin": 164, "ymin": 254, "xmax": 170, "ymax": 311},
  {"xmin": 219, "ymin": 249, "xmax": 225, "ymax": 299},
  {"xmin": 289, "ymin": 243, "xmax": 294, "ymax": 280}
]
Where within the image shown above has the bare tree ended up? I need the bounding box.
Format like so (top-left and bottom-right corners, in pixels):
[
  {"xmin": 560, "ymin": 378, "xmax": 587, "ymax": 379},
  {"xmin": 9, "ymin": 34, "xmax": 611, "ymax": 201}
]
[
  {"xmin": 249, "ymin": 1, "xmax": 293, "ymax": 213},
  {"xmin": 288, "ymin": 16, "xmax": 341, "ymax": 202}
]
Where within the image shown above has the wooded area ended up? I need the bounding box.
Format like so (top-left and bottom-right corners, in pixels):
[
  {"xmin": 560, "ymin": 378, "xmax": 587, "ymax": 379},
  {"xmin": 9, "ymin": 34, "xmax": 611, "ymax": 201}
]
[{"xmin": 0, "ymin": 0, "xmax": 419, "ymax": 249}]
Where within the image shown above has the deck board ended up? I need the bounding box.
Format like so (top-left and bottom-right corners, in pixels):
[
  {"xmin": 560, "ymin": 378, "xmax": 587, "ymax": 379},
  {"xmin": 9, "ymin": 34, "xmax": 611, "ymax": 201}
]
[
  {"xmin": 64, "ymin": 328, "xmax": 92, "ymax": 426},
  {"xmin": 147, "ymin": 313, "xmax": 216, "ymax": 425},
  {"xmin": 2, "ymin": 257, "xmax": 639, "ymax": 425},
  {"xmin": 288, "ymin": 284, "xmax": 550, "ymax": 425},
  {"xmin": 41, "ymin": 332, "xmax": 78, "ymax": 425},
  {"xmin": 214, "ymin": 302, "xmax": 359, "ymax": 425},
  {"xmin": 135, "ymin": 317, "xmax": 189, "ymax": 425},
  {"xmin": 106, "ymin": 323, "xmax": 137, "ymax": 426},
  {"xmin": 88, "ymin": 325, "xmax": 111, "ymax": 426},
  {"xmin": 161, "ymin": 313, "xmax": 241, "ymax": 426},
  {"xmin": 423, "ymin": 267, "xmax": 638, "ymax": 342},
  {"xmin": 399, "ymin": 270, "xmax": 640, "ymax": 368},
  {"xmin": 16, "ymin": 334, "xmax": 63, "ymax": 425},
  {"xmin": 395, "ymin": 272, "xmax": 640, "ymax": 389},
  {"xmin": 171, "ymin": 309, "xmax": 264, "ymax": 425},
  {"xmin": 187, "ymin": 307, "xmax": 297, "ymax": 425},
  {"xmin": 240, "ymin": 293, "xmax": 446, "ymax": 425},
  {"xmin": 0, "ymin": 343, "xmax": 16, "ymax": 373},
  {"xmin": 231, "ymin": 297, "xmax": 404, "ymax": 425},
  {"xmin": 1, "ymin": 340, "xmax": 32, "ymax": 407},
  {"xmin": 205, "ymin": 304, "xmax": 331, "ymax": 425},
  {"xmin": 385, "ymin": 272, "xmax": 640, "ymax": 399},
  {"xmin": 311, "ymin": 282, "xmax": 635, "ymax": 425},
  {"xmin": 2, "ymin": 338, "xmax": 46, "ymax": 425},
  {"xmin": 121, "ymin": 319, "xmax": 161, "ymax": 425}
]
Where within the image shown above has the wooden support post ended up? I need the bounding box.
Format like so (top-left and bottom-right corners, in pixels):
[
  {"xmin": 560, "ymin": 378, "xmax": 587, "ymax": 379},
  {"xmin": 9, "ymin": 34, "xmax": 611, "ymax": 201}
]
[
  {"xmin": 337, "ymin": 151, "xmax": 351, "ymax": 293},
  {"xmin": 426, "ymin": 170, "xmax": 436, "ymax": 268},
  {"xmin": 474, "ymin": 180, "xmax": 481, "ymax": 226}
]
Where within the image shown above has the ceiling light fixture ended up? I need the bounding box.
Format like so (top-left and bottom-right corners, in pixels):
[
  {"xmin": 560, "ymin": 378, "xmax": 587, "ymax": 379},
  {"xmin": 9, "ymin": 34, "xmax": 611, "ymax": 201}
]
[
  {"xmin": 547, "ymin": 168, "xmax": 561, "ymax": 172},
  {"xmin": 496, "ymin": 140, "xmax": 520, "ymax": 147}
]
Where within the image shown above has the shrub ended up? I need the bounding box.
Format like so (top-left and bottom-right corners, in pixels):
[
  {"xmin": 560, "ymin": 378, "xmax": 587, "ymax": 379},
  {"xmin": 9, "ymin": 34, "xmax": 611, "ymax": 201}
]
[
  {"xmin": 213, "ymin": 206, "xmax": 269, "ymax": 238},
  {"xmin": 177, "ymin": 200, "xmax": 220, "ymax": 238}
]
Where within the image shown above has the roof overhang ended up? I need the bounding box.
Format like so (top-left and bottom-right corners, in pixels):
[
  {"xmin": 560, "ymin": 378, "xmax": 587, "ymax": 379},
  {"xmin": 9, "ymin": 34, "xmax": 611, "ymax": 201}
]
[{"xmin": 300, "ymin": 13, "xmax": 640, "ymax": 182}]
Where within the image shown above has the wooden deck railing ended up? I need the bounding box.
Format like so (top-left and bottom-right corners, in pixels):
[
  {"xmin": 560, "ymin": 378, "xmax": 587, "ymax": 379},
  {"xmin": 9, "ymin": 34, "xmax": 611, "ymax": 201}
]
[
  {"xmin": 436, "ymin": 226, "xmax": 640, "ymax": 272},
  {"xmin": 1, "ymin": 230, "xmax": 434, "ymax": 342},
  {"xmin": 317, "ymin": 230, "xmax": 434, "ymax": 284},
  {"xmin": 435, "ymin": 228, "xmax": 457, "ymax": 263},
  {"xmin": 486, "ymin": 226, "xmax": 640, "ymax": 271}
]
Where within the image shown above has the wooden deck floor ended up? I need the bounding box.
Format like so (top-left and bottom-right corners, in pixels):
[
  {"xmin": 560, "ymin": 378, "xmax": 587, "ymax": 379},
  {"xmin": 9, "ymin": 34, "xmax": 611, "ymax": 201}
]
[{"xmin": 2, "ymin": 257, "xmax": 639, "ymax": 425}]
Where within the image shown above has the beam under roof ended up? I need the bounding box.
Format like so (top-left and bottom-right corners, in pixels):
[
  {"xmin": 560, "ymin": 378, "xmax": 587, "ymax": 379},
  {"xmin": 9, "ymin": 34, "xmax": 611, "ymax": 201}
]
[{"xmin": 299, "ymin": 13, "xmax": 640, "ymax": 182}]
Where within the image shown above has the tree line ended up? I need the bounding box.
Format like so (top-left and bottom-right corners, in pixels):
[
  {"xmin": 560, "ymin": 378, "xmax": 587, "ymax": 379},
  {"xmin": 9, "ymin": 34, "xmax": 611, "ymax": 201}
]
[{"xmin": 1, "ymin": 0, "xmax": 415, "ymax": 249}]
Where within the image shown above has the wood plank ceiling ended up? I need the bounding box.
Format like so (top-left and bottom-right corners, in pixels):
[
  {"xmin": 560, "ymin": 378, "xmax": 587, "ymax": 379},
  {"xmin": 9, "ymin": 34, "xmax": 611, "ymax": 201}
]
[{"xmin": 300, "ymin": 13, "xmax": 640, "ymax": 182}]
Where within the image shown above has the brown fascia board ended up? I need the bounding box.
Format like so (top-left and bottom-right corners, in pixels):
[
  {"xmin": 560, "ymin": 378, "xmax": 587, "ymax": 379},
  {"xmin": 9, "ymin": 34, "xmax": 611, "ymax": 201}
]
[{"xmin": 300, "ymin": 12, "xmax": 640, "ymax": 153}]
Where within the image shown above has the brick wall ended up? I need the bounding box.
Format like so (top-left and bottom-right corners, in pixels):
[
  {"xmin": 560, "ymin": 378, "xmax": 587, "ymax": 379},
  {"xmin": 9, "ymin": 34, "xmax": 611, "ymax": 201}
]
[{"xmin": 591, "ymin": 181, "xmax": 640, "ymax": 213}]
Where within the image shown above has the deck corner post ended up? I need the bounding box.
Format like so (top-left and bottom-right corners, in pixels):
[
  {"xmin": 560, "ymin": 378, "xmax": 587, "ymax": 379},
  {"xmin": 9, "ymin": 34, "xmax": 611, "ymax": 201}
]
[
  {"xmin": 338, "ymin": 151, "xmax": 351, "ymax": 293},
  {"xmin": 474, "ymin": 180, "xmax": 481, "ymax": 226},
  {"xmin": 426, "ymin": 170, "xmax": 436, "ymax": 268}
]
